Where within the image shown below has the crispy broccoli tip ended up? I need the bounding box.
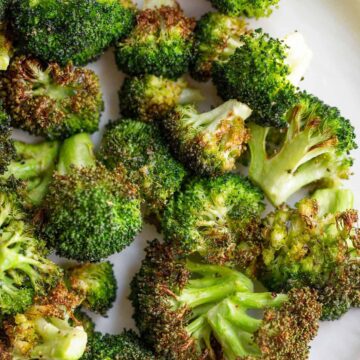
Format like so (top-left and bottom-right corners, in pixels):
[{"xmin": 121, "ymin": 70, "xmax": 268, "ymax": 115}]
[
  {"xmin": 119, "ymin": 75, "xmax": 203, "ymax": 122},
  {"xmin": 1, "ymin": 56, "xmax": 103, "ymax": 139},
  {"xmin": 248, "ymin": 92, "xmax": 357, "ymax": 206},
  {"xmin": 163, "ymin": 100, "xmax": 252, "ymax": 176},
  {"xmin": 0, "ymin": 103, "xmax": 14, "ymax": 175}
]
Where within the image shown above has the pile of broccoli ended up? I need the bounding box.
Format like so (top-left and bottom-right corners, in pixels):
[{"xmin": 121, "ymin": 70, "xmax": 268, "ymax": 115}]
[{"xmin": 0, "ymin": 0, "xmax": 358, "ymax": 359}]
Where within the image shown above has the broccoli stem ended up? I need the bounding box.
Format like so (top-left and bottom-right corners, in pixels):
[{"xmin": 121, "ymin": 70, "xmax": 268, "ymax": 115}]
[
  {"xmin": 57, "ymin": 133, "xmax": 96, "ymax": 175},
  {"xmin": 312, "ymin": 188, "xmax": 354, "ymax": 216},
  {"xmin": 143, "ymin": 0, "xmax": 176, "ymax": 9},
  {"xmin": 26, "ymin": 166, "xmax": 56, "ymax": 205},
  {"xmin": 178, "ymin": 88, "xmax": 204, "ymax": 106}
]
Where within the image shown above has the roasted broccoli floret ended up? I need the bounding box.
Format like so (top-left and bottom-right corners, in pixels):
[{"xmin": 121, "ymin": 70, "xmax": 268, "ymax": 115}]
[
  {"xmin": 130, "ymin": 240, "xmax": 321, "ymax": 360},
  {"xmin": 67, "ymin": 261, "xmax": 117, "ymax": 316},
  {"xmin": 1, "ymin": 56, "xmax": 103, "ymax": 139},
  {"xmin": 0, "ymin": 184, "xmax": 62, "ymax": 315},
  {"xmin": 82, "ymin": 330, "xmax": 154, "ymax": 360},
  {"xmin": 248, "ymin": 93, "xmax": 357, "ymax": 206},
  {"xmin": 212, "ymin": 30, "xmax": 313, "ymax": 127},
  {"xmin": 2, "ymin": 283, "xmax": 87, "ymax": 360},
  {"xmin": 0, "ymin": 103, "xmax": 14, "ymax": 174},
  {"xmin": 1, "ymin": 140, "xmax": 59, "ymax": 206},
  {"xmin": 99, "ymin": 119, "xmax": 187, "ymax": 216},
  {"xmin": 190, "ymin": 12, "xmax": 247, "ymax": 81},
  {"xmin": 209, "ymin": 0, "xmax": 280, "ymax": 18},
  {"xmin": 42, "ymin": 133, "xmax": 142, "ymax": 262},
  {"xmin": 9, "ymin": 0, "xmax": 135, "ymax": 65},
  {"xmin": 119, "ymin": 75, "xmax": 203, "ymax": 122},
  {"xmin": 115, "ymin": 0, "xmax": 195, "ymax": 79},
  {"xmin": 162, "ymin": 174, "xmax": 264, "ymax": 269},
  {"xmin": 163, "ymin": 100, "xmax": 252, "ymax": 176},
  {"xmin": 260, "ymin": 189, "xmax": 359, "ymax": 320}
]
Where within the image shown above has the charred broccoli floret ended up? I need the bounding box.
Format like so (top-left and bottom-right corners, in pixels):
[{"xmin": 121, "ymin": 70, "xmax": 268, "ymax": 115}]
[
  {"xmin": 119, "ymin": 75, "xmax": 203, "ymax": 122},
  {"xmin": 190, "ymin": 12, "xmax": 247, "ymax": 81},
  {"xmin": 212, "ymin": 30, "xmax": 313, "ymax": 127},
  {"xmin": 99, "ymin": 119, "xmax": 187, "ymax": 216},
  {"xmin": 42, "ymin": 133, "xmax": 142, "ymax": 262},
  {"xmin": 67, "ymin": 261, "xmax": 117, "ymax": 316},
  {"xmin": 130, "ymin": 240, "xmax": 321, "ymax": 360},
  {"xmin": 209, "ymin": 0, "xmax": 280, "ymax": 18},
  {"xmin": 1, "ymin": 56, "xmax": 103, "ymax": 139},
  {"xmin": 9, "ymin": 0, "xmax": 136, "ymax": 65},
  {"xmin": 248, "ymin": 93, "xmax": 357, "ymax": 206},
  {"xmin": 0, "ymin": 103, "xmax": 14, "ymax": 175},
  {"xmin": 115, "ymin": 0, "xmax": 196, "ymax": 79},
  {"xmin": 163, "ymin": 100, "xmax": 252, "ymax": 176}
]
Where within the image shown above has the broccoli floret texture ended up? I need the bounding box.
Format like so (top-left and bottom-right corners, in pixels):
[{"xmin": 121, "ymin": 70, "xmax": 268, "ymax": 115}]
[
  {"xmin": 0, "ymin": 103, "xmax": 15, "ymax": 175},
  {"xmin": 10, "ymin": 0, "xmax": 136, "ymax": 65}
]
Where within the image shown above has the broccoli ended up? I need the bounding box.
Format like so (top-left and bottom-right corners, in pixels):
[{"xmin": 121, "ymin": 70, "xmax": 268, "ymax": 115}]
[
  {"xmin": 212, "ymin": 30, "xmax": 313, "ymax": 127},
  {"xmin": 73, "ymin": 309, "xmax": 95, "ymax": 336},
  {"xmin": 115, "ymin": 0, "xmax": 196, "ymax": 79},
  {"xmin": 0, "ymin": 183, "xmax": 62, "ymax": 315},
  {"xmin": 130, "ymin": 240, "xmax": 321, "ymax": 359},
  {"xmin": 247, "ymin": 92, "xmax": 357, "ymax": 206},
  {"xmin": 82, "ymin": 330, "xmax": 154, "ymax": 360},
  {"xmin": 1, "ymin": 55, "xmax": 103, "ymax": 139},
  {"xmin": 99, "ymin": 119, "xmax": 187, "ymax": 216},
  {"xmin": 2, "ymin": 283, "xmax": 87, "ymax": 360},
  {"xmin": 260, "ymin": 189, "xmax": 359, "ymax": 320},
  {"xmin": 0, "ymin": 25, "xmax": 12, "ymax": 70},
  {"xmin": 1, "ymin": 140, "xmax": 59, "ymax": 206},
  {"xmin": 42, "ymin": 133, "xmax": 142, "ymax": 262},
  {"xmin": 0, "ymin": 0, "xmax": 9, "ymax": 20},
  {"xmin": 9, "ymin": 0, "xmax": 135, "ymax": 66},
  {"xmin": 209, "ymin": 0, "xmax": 280, "ymax": 18},
  {"xmin": 0, "ymin": 103, "xmax": 14, "ymax": 175},
  {"xmin": 163, "ymin": 100, "xmax": 252, "ymax": 176},
  {"xmin": 190, "ymin": 12, "xmax": 247, "ymax": 81},
  {"xmin": 67, "ymin": 261, "xmax": 117, "ymax": 316},
  {"xmin": 119, "ymin": 75, "xmax": 203, "ymax": 122},
  {"xmin": 162, "ymin": 174, "xmax": 264, "ymax": 269}
]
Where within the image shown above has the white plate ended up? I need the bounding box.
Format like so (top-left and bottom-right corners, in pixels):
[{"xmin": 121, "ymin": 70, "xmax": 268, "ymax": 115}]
[{"xmin": 15, "ymin": 0, "xmax": 360, "ymax": 359}]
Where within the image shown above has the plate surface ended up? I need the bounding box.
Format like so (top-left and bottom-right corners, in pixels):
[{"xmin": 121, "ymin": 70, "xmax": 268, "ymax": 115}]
[{"xmin": 16, "ymin": 0, "xmax": 360, "ymax": 359}]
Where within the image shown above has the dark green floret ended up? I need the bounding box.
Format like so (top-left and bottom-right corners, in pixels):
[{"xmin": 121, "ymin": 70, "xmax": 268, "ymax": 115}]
[
  {"xmin": 248, "ymin": 92, "xmax": 357, "ymax": 206},
  {"xmin": 119, "ymin": 75, "xmax": 203, "ymax": 122},
  {"xmin": 0, "ymin": 0, "xmax": 9, "ymax": 20},
  {"xmin": 163, "ymin": 100, "xmax": 252, "ymax": 176},
  {"xmin": 130, "ymin": 240, "xmax": 321, "ymax": 360},
  {"xmin": 115, "ymin": 0, "xmax": 196, "ymax": 78},
  {"xmin": 99, "ymin": 119, "xmax": 187, "ymax": 216},
  {"xmin": 68, "ymin": 261, "xmax": 117, "ymax": 315},
  {"xmin": 10, "ymin": 0, "xmax": 136, "ymax": 65},
  {"xmin": 0, "ymin": 103, "xmax": 14, "ymax": 174},
  {"xmin": 42, "ymin": 133, "xmax": 142, "ymax": 262},
  {"xmin": 1, "ymin": 56, "xmax": 104, "ymax": 139}
]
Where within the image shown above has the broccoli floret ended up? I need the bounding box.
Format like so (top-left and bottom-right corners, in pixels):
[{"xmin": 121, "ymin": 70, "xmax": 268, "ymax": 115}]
[
  {"xmin": 115, "ymin": 0, "xmax": 195, "ymax": 79},
  {"xmin": 190, "ymin": 12, "xmax": 247, "ymax": 81},
  {"xmin": 212, "ymin": 30, "xmax": 313, "ymax": 127},
  {"xmin": 1, "ymin": 56, "xmax": 103, "ymax": 139},
  {"xmin": 9, "ymin": 0, "xmax": 135, "ymax": 66},
  {"xmin": 260, "ymin": 189, "xmax": 359, "ymax": 320},
  {"xmin": 119, "ymin": 75, "xmax": 203, "ymax": 122},
  {"xmin": 209, "ymin": 0, "xmax": 280, "ymax": 18},
  {"xmin": 1, "ymin": 140, "xmax": 59, "ymax": 206},
  {"xmin": 130, "ymin": 240, "xmax": 321, "ymax": 359},
  {"xmin": 67, "ymin": 261, "xmax": 117, "ymax": 316},
  {"xmin": 163, "ymin": 100, "xmax": 252, "ymax": 176},
  {"xmin": 99, "ymin": 119, "xmax": 187, "ymax": 216},
  {"xmin": 82, "ymin": 330, "xmax": 154, "ymax": 360},
  {"xmin": 248, "ymin": 93, "xmax": 357, "ymax": 206},
  {"xmin": 0, "ymin": 103, "xmax": 14, "ymax": 175},
  {"xmin": 42, "ymin": 133, "xmax": 142, "ymax": 262},
  {"xmin": 0, "ymin": 183, "xmax": 62, "ymax": 315},
  {"xmin": 0, "ymin": 25, "xmax": 12, "ymax": 70}
]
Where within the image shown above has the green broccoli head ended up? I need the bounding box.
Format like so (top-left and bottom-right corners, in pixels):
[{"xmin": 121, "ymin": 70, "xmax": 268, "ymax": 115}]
[
  {"xmin": 130, "ymin": 240, "xmax": 321, "ymax": 360},
  {"xmin": 9, "ymin": 0, "xmax": 135, "ymax": 65},
  {"xmin": 119, "ymin": 75, "xmax": 203, "ymax": 122},
  {"xmin": 190, "ymin": 12, "xmax": 247, "ymax": 81},
  {"xmin": 99, "ymin": 119, "xmax": 187, "ymax": 215},
  {"xmin": 248, "ymin": 92, "xmax": 357, "ymax": 206},
  {"xmin": 0, "ymin": 103, "xmax": 15, "ymax": 175},
  {"xmin": 115, "ymin": 1, "xmax": 196, "ymax": 79},
  {"xmin": 42, "ymin": 133, "xmax": 142, "ymax": 262},
  {"xmin": 163, "ymin": 100, "xmax": 252, "ymax": 176},
  {"xmin": 68, "ymin": 261, "xmax": 117, "ymax": 316},
  {"xmin": 0, "ymin": 184, "xmax": 62, "ymax": 315},
  {"xmin": 209, "ymin": 0, "xmax": 280, "ymax": 18},
  {"xmin": 1, "ymin": 56, "xmax": 103, "ymax": 139}
]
